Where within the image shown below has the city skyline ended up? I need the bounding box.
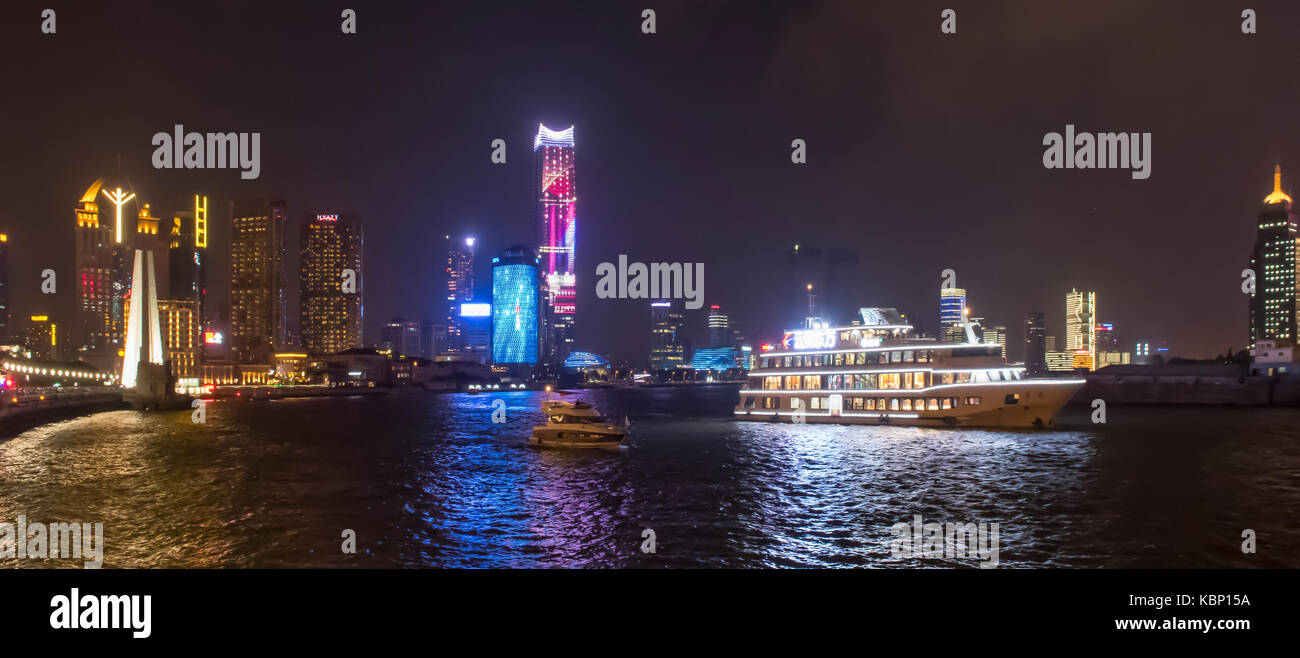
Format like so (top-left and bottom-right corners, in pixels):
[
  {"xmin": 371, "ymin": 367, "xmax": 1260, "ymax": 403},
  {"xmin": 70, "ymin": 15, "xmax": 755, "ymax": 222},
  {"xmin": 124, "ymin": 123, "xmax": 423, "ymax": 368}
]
[
  {"xmin": 3, "ymin": 2, "xmax": 1298, "ymax": 634},
  {"xmin": 4, "ymin": 2, "xmax": 1300, "ymax": 364}
]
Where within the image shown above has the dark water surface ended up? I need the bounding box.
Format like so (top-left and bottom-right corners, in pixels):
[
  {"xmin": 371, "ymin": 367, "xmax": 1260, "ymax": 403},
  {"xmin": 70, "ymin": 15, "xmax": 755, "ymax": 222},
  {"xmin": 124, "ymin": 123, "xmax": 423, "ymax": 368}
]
[{"xmin": 1, "ymin": 388, "xmax": 1297, "ymax": 568}]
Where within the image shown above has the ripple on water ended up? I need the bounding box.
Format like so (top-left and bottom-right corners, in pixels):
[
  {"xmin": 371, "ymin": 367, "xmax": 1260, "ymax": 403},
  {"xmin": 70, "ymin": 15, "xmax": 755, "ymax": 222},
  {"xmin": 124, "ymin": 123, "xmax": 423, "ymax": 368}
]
[{"xmin": 1, "ymin": 393, "xmax": 1297, "ymax": 568}]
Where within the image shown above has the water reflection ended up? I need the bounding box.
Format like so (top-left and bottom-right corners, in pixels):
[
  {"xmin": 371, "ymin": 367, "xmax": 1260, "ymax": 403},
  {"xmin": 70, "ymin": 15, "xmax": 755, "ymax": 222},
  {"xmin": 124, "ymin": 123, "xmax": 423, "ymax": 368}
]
[{"xmin": 1, "ymin": 391, "xmax": 1296, "ymax": 568}]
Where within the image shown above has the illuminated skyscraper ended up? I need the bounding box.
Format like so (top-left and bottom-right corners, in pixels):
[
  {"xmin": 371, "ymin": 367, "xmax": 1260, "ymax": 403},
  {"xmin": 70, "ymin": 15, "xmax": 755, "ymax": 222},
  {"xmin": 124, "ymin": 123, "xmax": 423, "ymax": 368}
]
[
  {"xmin": 939, "ymin": 287, "xmax": 967, "ymax": 342},
  {"xmin": 230, "ymin": 200, "xmax": 287, "ymax": 363},
  {"xmin": 157, "ymin": 298, "xmax": 200, "ymax": 380},
  {"xmin": 492, "ymin": 245, "xmax": 539, "ymax": 365},
  {"xmin": 1025, "ymin": 311, "xmax": 1047, "ymax": 375},
  {"xmin": 23, "ymin": 315, "xmax": 59, "ymax": 360},
  {"xmin": 534, "ymin": 124, "xmax": 577, "ymax": 365},
  {"xmin": 445, "ymin": 235, "xmax": 475, "ymax": 352},
  {"xmin": 0, "ymin": 232, "xmax": 8, "ymax": 342},
  {"xmin": 169, "ymin": 195, "xmax": 210, "ymax": 332},
  {"xmin": 1249, "ymin": 164, "xmax": 1300, "ymax": 348},
  {"xmin": 383, "ymin": 318, "xmax": 422, "ymax": 357},
  {"xmin": 74, "ymin": 178, "xmax": 134, "ymax": 352},
  {"xmin": 300, "ymin": 214, "xmax": 364, "ymax": 355},
  {"xmin": 982, "ymin": 325, "xmax": 1008, "ymax": 361},
  {"xmin": 649, "ymin": 300, "xmax": 685, "ymax": 371},
  {"xmin": 707, "ymin": 305, "xmax": 730, "ymax": 347},
  {"xmin": 1065, "ymin": 288, "xmax": 1096, "ymax": 371}
]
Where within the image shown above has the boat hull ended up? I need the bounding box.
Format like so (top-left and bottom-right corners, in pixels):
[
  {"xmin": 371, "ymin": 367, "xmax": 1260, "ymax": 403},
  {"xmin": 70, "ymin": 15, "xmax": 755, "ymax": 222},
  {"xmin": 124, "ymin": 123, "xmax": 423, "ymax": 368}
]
[
  {"xmin": 734, "ymin": 380, "xmax": 1083, "ymax": 429},
  {"xmin": 529, "ymin": 424, "xmax": 626, "ymax": 448}
]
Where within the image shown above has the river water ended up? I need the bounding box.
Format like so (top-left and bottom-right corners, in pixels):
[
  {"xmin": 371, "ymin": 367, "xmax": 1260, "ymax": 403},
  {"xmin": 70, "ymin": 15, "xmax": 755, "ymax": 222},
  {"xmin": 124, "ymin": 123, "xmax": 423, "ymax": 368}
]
[{"xmin": 1, "ymin": 387, "xmax": 1296, "ymax": 568}]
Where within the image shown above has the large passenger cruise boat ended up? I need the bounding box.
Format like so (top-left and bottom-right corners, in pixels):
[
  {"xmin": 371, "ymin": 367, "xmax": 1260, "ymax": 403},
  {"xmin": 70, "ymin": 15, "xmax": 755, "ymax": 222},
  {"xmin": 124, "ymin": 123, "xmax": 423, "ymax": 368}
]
[{"xmin": 735, "ymin": 308, "xmax": 1084, "ymax": 428}]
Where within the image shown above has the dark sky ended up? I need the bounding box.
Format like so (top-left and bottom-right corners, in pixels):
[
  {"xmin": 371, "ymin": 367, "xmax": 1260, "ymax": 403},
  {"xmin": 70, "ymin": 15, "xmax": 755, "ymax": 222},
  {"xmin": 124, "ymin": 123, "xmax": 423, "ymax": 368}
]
[{"xmin": 2, "ymin": 0, "xmax": 1297, "ymax": 362}]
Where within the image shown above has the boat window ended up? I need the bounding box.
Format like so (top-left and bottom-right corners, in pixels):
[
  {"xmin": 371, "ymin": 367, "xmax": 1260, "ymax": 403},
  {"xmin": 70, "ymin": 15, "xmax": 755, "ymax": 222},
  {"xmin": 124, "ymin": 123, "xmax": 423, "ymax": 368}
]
[
  {"xmin": 941, "ymin": 398, "xmax": 953, "ymax": 410},
  {"xmin": 1004, "ymin": 393, "xmax": 1021, "ymax": 405},
  {"xmin": 901, "ymin": 399, "xmax": 912, "ymax": 410},
  {"xmin": 890, "ymin": 351, "xmax": 902, "ymax": 363},
  {"xmin": 956, "ymin": 372, "xmax": 971, "ymax": 383},
  {"xmin": 864, "ymin": 398, "xmax": 875, "ymax": 410},
  {"xmin": 927, "ymin": 398, "xmax": 939, "ymax": 410},
  {"xmin": 965, "ymin": 396, "xmax": 982, "ymax": 405},
  {"xmin": 834, "ymin": 352, "xmax": 845, "ymax": 366},
  {"xmin": 890, "ymin": 398, "xmax": 900, "ymax": 410},
  {"xmin": 810, "ymin": 397, "xmax": 821, "ymax": 410},
  {"xmin": 973, "ymin": 371, "xmax": 988, "ymax": 383},
  {"xmin": 763, "ymin": 397, "xmax": 778, "ymax": 409},
  {"xmin": 913, "ymin": 372, "xmax": 927, "ymax": 388},
  {"xmin": 916, "ymin": 350, "xmax": 930, "ymax": 363},
  {"xmin": 763, "ymin": 376, "xmax": 781, "ymax": 390},
  {"xmin": 988, "ymin": 370, "xmax": 1002, "ymax": 382},
  {"xmin": 941, "ymin": 373, "xmax": 954, "ymax": 385},
  {"xmin": 903, "ymin": 350, "xmax": 913, "ymax": 362},
  {"xmin": 783, "ymin": 356, "xmax": 792, "ymax": 368},
  {"xmin": 784, "ymin": 375, "xmax": 801, "ymax": 390},
  {"xmin": 880, "ymin": 373, "xmax": 900, "ymax": 389},
  {"xmin": 803, "ymin": 375, "xmax": 821, "ymax": 390},
  {"xmin": 855, "ymin": 353, "xmax": 866, "ymax": 365},
  {"xmin": 827, "ymin": 375, "xmax": 843, "ymax": 390},
  {"xmin": 744, "ymin": 397, "xmax": 756, "ymax": 408}
]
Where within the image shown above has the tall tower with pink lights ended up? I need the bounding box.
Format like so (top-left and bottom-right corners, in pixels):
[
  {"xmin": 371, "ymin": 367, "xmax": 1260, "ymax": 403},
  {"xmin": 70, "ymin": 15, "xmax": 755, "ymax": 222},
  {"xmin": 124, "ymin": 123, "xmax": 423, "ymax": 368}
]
[{"xmin": 533, "ymin": 123, "xmax": 577, "ymax": 366}]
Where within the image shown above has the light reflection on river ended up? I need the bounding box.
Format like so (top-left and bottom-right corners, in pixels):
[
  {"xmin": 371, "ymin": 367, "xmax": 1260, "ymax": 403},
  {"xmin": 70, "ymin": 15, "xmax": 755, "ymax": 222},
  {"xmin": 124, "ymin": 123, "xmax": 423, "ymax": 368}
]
[{"xmin": 1, "ymin": 388, "xmax": 1296, "ymax": 568}]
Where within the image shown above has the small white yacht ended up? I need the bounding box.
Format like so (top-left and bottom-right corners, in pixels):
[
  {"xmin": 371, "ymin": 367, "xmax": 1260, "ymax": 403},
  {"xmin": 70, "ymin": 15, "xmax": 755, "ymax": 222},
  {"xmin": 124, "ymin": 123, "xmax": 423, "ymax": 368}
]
[
  {"xmin": 531, "ymin": 401, "xmax": 627, "ymax": 448},
  {"xmin": 735, "ymin": 307, "xmax": 1085, "ymax": 428}
]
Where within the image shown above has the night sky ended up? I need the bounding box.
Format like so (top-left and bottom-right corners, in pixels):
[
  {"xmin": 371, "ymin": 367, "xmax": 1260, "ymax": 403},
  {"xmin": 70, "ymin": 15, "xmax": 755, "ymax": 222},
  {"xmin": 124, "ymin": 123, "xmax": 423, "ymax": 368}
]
[{"xmin": 2, "ymin": 0, "xmax": 1298, "ymax": 362}]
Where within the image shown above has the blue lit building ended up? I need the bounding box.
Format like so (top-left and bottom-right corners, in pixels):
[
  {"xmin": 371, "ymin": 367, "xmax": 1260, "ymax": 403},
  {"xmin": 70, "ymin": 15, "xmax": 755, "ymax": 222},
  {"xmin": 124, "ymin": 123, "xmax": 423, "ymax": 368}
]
[
  {"xmin": 690, "ymin": 347, "xmax": 738, "ymax": 371},
  {"xmin": 562, "ymin": 351, "xmax": 609, "ymax": 385},
  {"xmin": 460, "ymin": 303, "xmax": 491, "ymax": 355},
  {"xmin": 939, "ymin": 287, "xmax": 967, "ymax": 342},
  {"xmin": 491, "ymin": 245, "xmax": 539, "ymax": 365}
]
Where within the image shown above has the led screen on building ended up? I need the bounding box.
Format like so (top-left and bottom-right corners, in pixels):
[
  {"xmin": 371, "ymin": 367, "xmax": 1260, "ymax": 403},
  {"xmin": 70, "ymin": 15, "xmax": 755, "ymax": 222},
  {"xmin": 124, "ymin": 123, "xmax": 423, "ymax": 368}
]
[{"xmin": 492, "ymin": 264, "xmax": 539, "ymax": 364}]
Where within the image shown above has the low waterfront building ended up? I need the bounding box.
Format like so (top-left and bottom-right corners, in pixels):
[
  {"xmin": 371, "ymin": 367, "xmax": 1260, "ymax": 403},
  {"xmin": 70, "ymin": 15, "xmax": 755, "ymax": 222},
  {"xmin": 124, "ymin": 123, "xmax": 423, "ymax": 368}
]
[
  {"xmin": 273, "ymin": 352, "xmax": 311, "ymax": 383},
  {"xmin": 690, "ymin": 347, "xmax": 739, "ymax": 371},
  {"xmin": 563, "ymin": 351, "xmax": 609, "ymax": 384},
  {"xmin": 1251, "ymin": 340, "xmax": 1295, "ymax": 375},
  {"xmin": 202, "ymin": 361, "xmax": 239, "ymax": 385},
  {"xmin": 1096, "ymin": 350, "xmax": 1132, "ymax": 369},
  {"xmin": 1045, "ymin": 351, "xmax": 1076, "ymax": 372},
  {"xmin": 321, "ymin": 348, "xmax": 389, "ymax": 386}
]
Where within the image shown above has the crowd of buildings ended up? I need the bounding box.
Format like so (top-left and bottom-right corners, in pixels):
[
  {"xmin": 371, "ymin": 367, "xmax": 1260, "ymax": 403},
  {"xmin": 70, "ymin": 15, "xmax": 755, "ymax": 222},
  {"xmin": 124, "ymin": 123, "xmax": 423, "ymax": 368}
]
[
  {"xmin": 5, "ymin": 150, "xmax": 1299, "ymax": 389},
  {"xmin": 0, "ymin": 176, "xmax": 373, "ymax": 389},
  {"xmin": 0, "ymin": 122, "xmax": 752, "ymax": 391}
]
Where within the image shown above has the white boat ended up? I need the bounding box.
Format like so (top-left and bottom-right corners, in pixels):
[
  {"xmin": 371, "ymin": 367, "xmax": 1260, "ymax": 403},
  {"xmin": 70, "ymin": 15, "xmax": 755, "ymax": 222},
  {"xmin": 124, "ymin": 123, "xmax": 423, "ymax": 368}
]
[
  {"xmin": 531, "ymin": 401, "xmax": 626, "ymax": 448},
  {"xmin": 734, "ymin": 307, "xmax": 1085, "ymax": 428}
]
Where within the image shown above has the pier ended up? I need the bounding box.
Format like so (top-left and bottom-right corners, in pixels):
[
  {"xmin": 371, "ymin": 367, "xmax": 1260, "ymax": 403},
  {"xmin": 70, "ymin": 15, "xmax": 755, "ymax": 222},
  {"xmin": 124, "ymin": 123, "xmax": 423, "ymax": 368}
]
[{"xmin": 0, "ymin": 387, "xmax": 127, "ymax": 436}]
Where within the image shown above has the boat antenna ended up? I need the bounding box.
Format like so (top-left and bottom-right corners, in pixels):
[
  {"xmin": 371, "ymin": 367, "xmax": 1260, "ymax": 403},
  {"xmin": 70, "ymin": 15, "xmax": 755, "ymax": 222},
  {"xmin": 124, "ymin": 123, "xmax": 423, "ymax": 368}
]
[{"xmin": 805, "ymin": 283, "xmax": 818, "ymax": 329}]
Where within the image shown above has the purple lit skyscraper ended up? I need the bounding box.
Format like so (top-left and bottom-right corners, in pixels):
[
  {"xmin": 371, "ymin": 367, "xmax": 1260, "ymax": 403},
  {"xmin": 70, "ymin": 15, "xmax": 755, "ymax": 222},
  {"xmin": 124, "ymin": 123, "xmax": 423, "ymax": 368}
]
[{"xmin": 534, "ymin": 123, "xmax": 577, "ymax": 365}]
